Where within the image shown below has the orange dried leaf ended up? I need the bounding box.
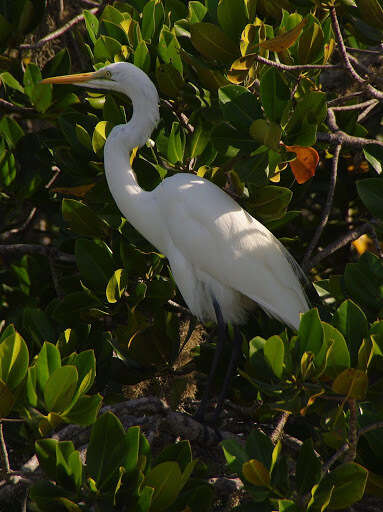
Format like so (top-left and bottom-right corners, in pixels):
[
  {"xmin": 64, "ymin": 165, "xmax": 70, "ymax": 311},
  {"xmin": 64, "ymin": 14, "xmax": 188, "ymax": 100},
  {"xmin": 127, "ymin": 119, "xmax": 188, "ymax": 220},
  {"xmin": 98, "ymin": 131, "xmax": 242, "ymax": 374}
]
[
  {"xmin": 53, "ymin": 183, "xmax": 96, "ymax": 198},
  {"xmin": 260, "ymin": 18, "xmax": 307, "ymax": 53},
  {"xmin": 285, "ymin": 145, "xmax": 319, "ymax": 184}
]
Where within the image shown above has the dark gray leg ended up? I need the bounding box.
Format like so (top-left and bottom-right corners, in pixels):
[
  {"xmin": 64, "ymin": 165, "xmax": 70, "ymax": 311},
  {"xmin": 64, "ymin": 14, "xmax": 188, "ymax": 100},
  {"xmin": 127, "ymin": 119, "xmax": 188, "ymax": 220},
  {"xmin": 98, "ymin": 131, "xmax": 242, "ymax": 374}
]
[
  {"xmin": 194, "ymin": 298, "xmax": 226, "ymax": 422},
  {"xmin": 211, "ymin": 325, "xmax": 242, "ymax": 422}
]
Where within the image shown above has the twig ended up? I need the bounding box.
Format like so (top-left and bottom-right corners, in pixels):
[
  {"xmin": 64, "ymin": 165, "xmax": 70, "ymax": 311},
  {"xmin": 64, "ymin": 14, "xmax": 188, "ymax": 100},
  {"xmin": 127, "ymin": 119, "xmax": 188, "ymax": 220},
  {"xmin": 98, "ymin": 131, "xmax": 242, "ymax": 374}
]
[
  {"xmin": 167, "ymin": 299, "xmax": 193, "ymax": 317},
  {"xmin": 344, "ymin": 400, "xmax": 358, "ymax": 463},
  {"xmin": 0, "ymin": 207, "xmax": 38, "ymax": 242},
  {"xmin": 330, "ymin": 6, "xmax": 383, "ymax": 100},
  {"xmin": 327, "ymin": 91, "xmax": 366, "ymax": 106},
  {"xmin": 0, "ymin": 423, "xmax": 10, "ymax": 478},
  {"xmin": 0, "ymin": 99, "xmax": 34, "ymax": 115},
  {"xmin": 359, "ymin": 421, "xmax": 383, "ymax": 436},
  {"xmin": 162, "ymin": 100, "xmax": 194, "ymax": 133},
  {"xmin": 357, "ymin": 101, "xmax": 380, "ymax": 123},
  {"xmin": 330, "ymin": 99, "xmax": 378, "ymax": 112},
  {"xmin": 307, "ymin": 223, "xmax": 371, "ymax": 269},
  {"xmin": 302, "ymin": 144, "xmax": 342, "ymax": 271},
  {"xmin": 345, "ymin": 46, "xmax": 383, "ymax": 56},
  {"xmin": 271, "ymin": 411, "xmax": 290, "ymax": 444},
  {"xmin": 347, "ymin": 53, "xmax": 383, "ymax": 88},
  {"xmin": 247, "ymin": 54, "xmax": 341, "ymax": 72},
  {"xmin": 0, "ymin": 244, "xmax": 75, "ymax": 263},
  {"xmin": 19, "ymin": 7, "xmax": 100, "ymax": 50},
  {"xmin": 316, "ymin": 131, "xmax": 383, "ymax": 149}
]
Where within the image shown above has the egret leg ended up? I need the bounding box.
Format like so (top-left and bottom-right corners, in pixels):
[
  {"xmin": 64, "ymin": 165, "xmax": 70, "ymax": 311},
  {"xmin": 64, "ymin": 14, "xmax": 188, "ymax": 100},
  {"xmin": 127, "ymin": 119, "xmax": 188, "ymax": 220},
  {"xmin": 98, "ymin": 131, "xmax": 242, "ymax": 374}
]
[
  {"xmin": 194, "ymin": 299, "xmax": 226, "ymax": 422},
  {"xmin": 211, "ymin": 325, "xmax": 242, "ymax": 422}
]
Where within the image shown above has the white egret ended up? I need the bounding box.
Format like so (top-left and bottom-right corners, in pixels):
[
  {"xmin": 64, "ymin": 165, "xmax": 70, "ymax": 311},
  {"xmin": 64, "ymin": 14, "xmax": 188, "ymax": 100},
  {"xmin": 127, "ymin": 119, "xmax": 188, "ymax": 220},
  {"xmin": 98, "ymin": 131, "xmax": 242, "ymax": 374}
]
[{"xmin": 42, "ymin": 63, "xmax": 311, "ymax": 419}]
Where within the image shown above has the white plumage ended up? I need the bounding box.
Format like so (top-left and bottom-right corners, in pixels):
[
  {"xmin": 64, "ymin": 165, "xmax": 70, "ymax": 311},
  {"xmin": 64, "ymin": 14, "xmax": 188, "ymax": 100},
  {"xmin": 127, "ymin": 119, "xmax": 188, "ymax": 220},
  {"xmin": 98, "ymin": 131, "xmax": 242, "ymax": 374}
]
[{"xmin": 43, "ymin": 62, "xmax": 310, "ymax": 331}]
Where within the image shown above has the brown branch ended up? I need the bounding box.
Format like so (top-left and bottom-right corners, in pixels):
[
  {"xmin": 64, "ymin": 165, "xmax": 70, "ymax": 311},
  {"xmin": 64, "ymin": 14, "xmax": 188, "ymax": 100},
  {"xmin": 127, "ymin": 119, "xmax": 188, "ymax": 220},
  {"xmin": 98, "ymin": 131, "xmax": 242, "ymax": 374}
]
[
  {"xmin": 316, "ymin": 131, "xmax": 383, "ymax": 149},
  {"xmin": 0, "ymin": 423, "xmax": 10, "ymax": 478},
  {"xmin": 359, "ymin": 421, "xmax": 383, "ymax": 436},
  {"xmin": 302, "ymin": 144, "xmax": 342, "ymax": 271},
  {"xmin": 249, "ymin": 54, "xmax": 341, "ymax": 72},
  {"xmin": 330, "ymin": 6, "xmax": 383, "ymax": 100},
  {"xmin": 0, "ymin": 99, "xmax": 34, "ymax": 115},
  {"xmin": 345, "ymin": 46, "xmax": 382, "ymax": 56},
  {"xmin": 327, "ymin": 91, "xmax": 366, "ymax": 106},
  {"xmin": 344, "ymin": 400, "xmax": 358, "ymax": 463},
  {"xmin": 162, "ymin": 100, "xmax": 194, "ymax": 134},
  {"xmin": 307, "ymin": 223, "xmax": 371, "ymax": 269},
  {"xmin": 330, "ymin": 99, "xmax": 378, "ymax": 112},
  {"xmin": 0, "ymin": 244, "xmax": 75, "ymax": 263},
  {"xmin": 19, "ymin": 7, "xmax": 100, "ymax": 50}
]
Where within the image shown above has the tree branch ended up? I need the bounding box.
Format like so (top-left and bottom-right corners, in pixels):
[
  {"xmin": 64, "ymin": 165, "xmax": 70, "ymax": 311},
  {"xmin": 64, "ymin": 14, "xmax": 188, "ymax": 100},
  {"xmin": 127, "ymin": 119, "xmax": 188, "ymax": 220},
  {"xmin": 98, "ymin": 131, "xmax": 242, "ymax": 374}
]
[
  {"xmin": 316, "ymin": 131, "xmax": 383, "ymax": 149},
  {"xmin": 302, "ymin": 144, "xmax": 342, "ymax": 271},
  {"xmin": 249, "ymin": 54, "xmax": 341, "ymax": 72},
  {"xmin": 330, "ymin": 6, "xmax": 383, "ymax": 100},
  {"xmin": 0, "ymin": 99, "xmax": 34, "ymax": 115},
  {"xmin": 0, "ymin": 423, "xmax": 11, "ymax": 478},
  {"xmin": 330, "ymin": 99, "xmax": 378, "ymax": 112},
  {"xmin": 0, "ymin": 244, "xmax": 75, "ymax": 263},
  {"xmin": 19, "ymin": 7, "xmax": 100, "ymax": 50}
]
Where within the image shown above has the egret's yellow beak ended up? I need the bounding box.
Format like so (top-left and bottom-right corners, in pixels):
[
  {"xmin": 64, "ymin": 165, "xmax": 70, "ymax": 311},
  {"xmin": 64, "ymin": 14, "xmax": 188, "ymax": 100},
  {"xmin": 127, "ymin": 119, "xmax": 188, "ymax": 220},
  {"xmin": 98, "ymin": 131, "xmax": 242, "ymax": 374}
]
[{"xmin": 41, "ymin": 72, "xmax": 96, "ymax": 85}]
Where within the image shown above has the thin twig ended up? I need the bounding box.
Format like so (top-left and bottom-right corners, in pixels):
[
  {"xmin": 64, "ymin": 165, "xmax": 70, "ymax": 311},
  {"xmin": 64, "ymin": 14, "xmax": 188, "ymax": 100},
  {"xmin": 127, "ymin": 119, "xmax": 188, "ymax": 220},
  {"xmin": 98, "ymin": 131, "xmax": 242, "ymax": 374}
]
[
  {"xmin": 307, "ymin": 223, "xmax": 371, "ymax": 269},
  {"xmin": 344, "ymin": 400, "xmax": 358, "ymax": 463},
  {"xmin": 327, "ymin": 91, "xmax": 366, "ymax": 106},
  {"xmin": 330, "ymin": 6, "xmax": 383, "ymax": 100},
  {"xmin": 330, "ymin": 99, "xmax": 378, "ymax": 112},
  {"xmin": 359, "ymin": 421, "xmax": 383, "ymax": 436},
  {"xmin": 0, "ymin": 207, "xmax": 38, "ymax": 242},
  {"xmin": 162, "ymin": 100, "xmax": 194, "ymax": 133},
  {"xmin": 0, "ymin": 423, "xmax": 10, "ymax": 478},
  {"xmin": 347, "ymin": 53, "xmax": 383, "ymax": 88},
  {"xmin": 345, "ymin": 46, "xmax": 382, "ymax": 56},
  {"xmin": 19, "ymin": 7, "xmax": 100, "ymax": 50},
  {"xmin": 302, "ymin": 144, "xmax": 342, "ymax": 271},
  {"xmin": 248, "ymin": 54, "xmax": 341, "ymax": 72},
  {"xmin": 0, "ymin": 99, "xmax": 34, "ymax": 115},
  {"xmin": 0, "ymin": 244, "xmax": 75, "ymax": 263},
  {"xmin": 357, "ymin": 101, "xmax": 380, "ymax": 123}
]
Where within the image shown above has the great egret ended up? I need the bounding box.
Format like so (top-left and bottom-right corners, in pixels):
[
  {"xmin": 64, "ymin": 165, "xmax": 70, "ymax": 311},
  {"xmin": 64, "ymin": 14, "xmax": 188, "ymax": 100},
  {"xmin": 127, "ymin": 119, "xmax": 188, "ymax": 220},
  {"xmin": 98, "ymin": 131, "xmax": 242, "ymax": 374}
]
[{"xmin": 42, "ymin": 62, "xmax": 311, "ymax": 419}]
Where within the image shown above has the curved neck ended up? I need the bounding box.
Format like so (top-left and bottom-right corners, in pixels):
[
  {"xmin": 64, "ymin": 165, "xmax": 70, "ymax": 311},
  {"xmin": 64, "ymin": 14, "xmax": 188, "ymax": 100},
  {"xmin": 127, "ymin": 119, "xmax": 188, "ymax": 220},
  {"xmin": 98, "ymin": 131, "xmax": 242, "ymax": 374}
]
[{"xmin": 103, "ymin": 84, "xmax": 162, "ymax": 249}]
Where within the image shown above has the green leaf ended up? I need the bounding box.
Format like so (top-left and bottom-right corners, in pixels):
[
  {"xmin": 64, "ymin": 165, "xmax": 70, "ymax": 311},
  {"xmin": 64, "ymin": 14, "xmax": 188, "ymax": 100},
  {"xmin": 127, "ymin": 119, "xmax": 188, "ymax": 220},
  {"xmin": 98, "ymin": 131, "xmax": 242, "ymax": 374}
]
[
  {"xmin": 86, "ymin": 412, "xmax": 130, "ymax": 489},
  {"xmin": 168, "ymin": 122, "xmax": 185, "ymax": 163},
  {"xmin": 190, "ymin": 22, "xmax": 238, "ymax": 64},
  {"xmin": 260, "ymin": 68, "xmax": 290, "ymax": 123},
  {"xmin": 23, "ymin": 307, "xmax": 56, "ymax": 348},
  {"xmin": 35, "ymin": 439, "xmax": 59, "ymax": 480},
  {"xmin": 134, "ymin": 40, "xmax": 151, "ymax": 73},
  {"xmin": 188, "ymin": 1, "xmax": 207, "ymax": 23},
  {"xmin": 155, "ymin": 440, "xmax": 192, "ymax": 472},
  {"xmin": 322, "ymin": 323, "xmax": 350, "ymax": 378},
  {"xmin": 106, "ymin": 269, "xmax": 128, "ymax": 303},
  {"xmin": 23, "ymin": 63, "xmax": 52, "ymax": 113},
  {"xmin": 43, "ymin": 48, "xmax": 71, "ymax": 78},
  {"xmin": 286, "ymin": 91, "xmax": 327, "ymax": 146},
  {"xmin": 298, "ymin": 308, "xmax": 324, "ymax": 360},
  {"xmin": 264, "ymin": 335, "xmax": 284, "ymax": 378},
  {"xmin": 242, "ymin": 459, "xmax": 271, "ymax": 487},
  {"xmin": 142, "ymin": 0, "xmax": 165, "ymax": 40},
  {"xmin": 0, "ymin": 331, "xmax": 29, "ymax": 390},
  {"xmin": 298, "ymin": 15, "xmax": 324, "ymax": 64},
  {"xmin": 62, "ymin": 198, "xmax": 109, "ymax": 237},
  {"xmin": 363, "ymin": 144, "xmax": 383, "ymax": 174},
  {"xmin": 333, "ymin": 300, "xmax": 368, "ymax": 367},
  {"xmin": 0, "ymin": 72, "xmax": 24, "ymax": 93},
  {"xmin": 52, "ymin": 291, "xmax": 102, "ymax": 324},
  {"xmin": 63, "ymin": 393, "xmax": 102, "ymax": 425},
  {"xmin": 0, "ymin": 379, "xmax": 15, "ymax": 417},
  {"xmin": 36, "ymin": 342, "xmax": 62, "ymax": 392},
  {"xmin": 332, "ymin": 368, "xmax": 368, "ymax": 400},
  {"xmin": 246, "ymin": 430, "xmax": 274, "ymax": 469},
  {"xmin": 296, "ymin": 439, "xmax": 321, "ymax": 495},
  {"xmin": 158, "ymin": 26, "xmax": 183, "ymax": 74},
  {"xmin": 312, "ymin": 463, "xmax": 368, "ymax": 510},
  {"xmin": 103, "ymin": 95, "xmax": 126, "ymax": 125},
  {"xmin": 217, "ymin": 0, "xmax": 247, "ymax": 41},
  {"xmin": 252, "ymin": 185, "xmax": 292, "ymax": 221},
  {"xmin": 26, "ymin": 367, "xmax": 38, "ymax": 407},
  {"xmin": 44, "ymin": 366, "xmax": 78, "ymax": 413},
  {"xmin": 83, "ymin": 9, "xmax": 99, "ymax": 43},
  {"xmin": 357, "ymin": 178, "xmax": 383, "ymax": 219},
  {"xmin": 222, "ymin": 439, "xmax": 249, "ymax": 474},
  {"xmin": 344, "ymin": 252, "xmax": 383, "ymax": 316},
  {"xmin": 73, "ymin": 350, "xmax": 96, "ymax": 397},
  {"xmin": 92, "ymin": 120, "xmax": 114, "ymax": 154},
  {"xmin": 0, "ymin": 116, "xmax": 24, "ymax": 149},
  {"xmin": 75, "ymin": 239, "xmax": 115, "ymax": 292},
  {"xmin": 94, "ymin": 35, "xmax": 122, "ymax": 62},
  {"xmin": 143, "ymin": 461, "xmax": 182, "ymax": 512},
  {"xmin": 189, "ymin": 122, "xmax": 211, "ymax": 159},
  {"xmin": 156, "ymin": 62, "xmax": 184, "ymax": 97},
  {"xmin": 219, "ymin": 84, "xmax": 262, "ymax": 133}
]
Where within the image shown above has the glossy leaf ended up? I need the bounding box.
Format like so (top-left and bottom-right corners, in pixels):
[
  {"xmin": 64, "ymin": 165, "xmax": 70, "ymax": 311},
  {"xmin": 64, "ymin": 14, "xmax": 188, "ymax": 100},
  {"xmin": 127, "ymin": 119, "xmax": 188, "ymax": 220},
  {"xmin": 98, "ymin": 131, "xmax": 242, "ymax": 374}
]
[
  {"xmin": 44, "ymin": 366, "xmax": 78, "ymax": 412},
  {"xmin": 260, "ymin": 18, "xmax": 306, "ymax": 52},
  {"xmin": 0, "ymin": 331, "xmax": 29, "ymax": 390},
  {"xmin": 260, "ymin": 68, "xmax": 290, "ymax": 123},
  {"xmin": 106, "ymin": 268, "xmax": 128, "ymax": 303},
  {"xmin": 357, "ymin": 178, "xmax": 383, "ymax": 220},
  {"xmin": 333, "ymin": 300, "xmax": 368, "ymax": 366},
  {"xmin": 190, "ymin": 22, "xmax": 238, "ymax": 64},
  {"xmin": 296, "ymin": 439, "xmax": 321, "ymax": 495},
  {"xmin": 285, "ymin": 145, "xmax": 319, "ymax": 184},
  {"xmin": 75, "ymin": 239, "xmax": 115, "ymax": 292},
  {"xmin": 143, "ymin": 461, "xmax": 182, "ymax": 512},
  {"xmin": 264, "ymin": 335, "xmax": 284, "ymax": 378},
  {"xmin": 332, "ymin": 368, "xmax": 368, "ymax": 400},
  {"xmin": 36, "ymin": 342, "xmax": 62, "ymax": 391},
  {"xmin": 242, "ymin": 459, "xmax": 271, "ymax": 487},
  {"xmin": 219, "ymin": 84, "xmax": 262, "ymax": 133},
  {"xmin": 62, "ymin": 198, "xmax": 108, "ymax": 237}
]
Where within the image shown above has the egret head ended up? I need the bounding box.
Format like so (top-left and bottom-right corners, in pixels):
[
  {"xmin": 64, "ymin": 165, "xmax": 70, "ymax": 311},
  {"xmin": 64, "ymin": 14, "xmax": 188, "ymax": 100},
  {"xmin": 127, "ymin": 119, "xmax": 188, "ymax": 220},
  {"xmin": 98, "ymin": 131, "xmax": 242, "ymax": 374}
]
[{"xmin": 42, "ymin": 62, "xmax": 158, "ymax": 103}]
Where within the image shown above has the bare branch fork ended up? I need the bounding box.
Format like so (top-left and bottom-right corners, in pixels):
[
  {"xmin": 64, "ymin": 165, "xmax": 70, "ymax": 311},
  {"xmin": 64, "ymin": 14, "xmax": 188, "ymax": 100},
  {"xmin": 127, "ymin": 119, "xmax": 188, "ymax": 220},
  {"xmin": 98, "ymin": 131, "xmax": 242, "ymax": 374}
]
[{"xmin": 302, "ymin": 144, "xmax": 342, "ymax": 272}]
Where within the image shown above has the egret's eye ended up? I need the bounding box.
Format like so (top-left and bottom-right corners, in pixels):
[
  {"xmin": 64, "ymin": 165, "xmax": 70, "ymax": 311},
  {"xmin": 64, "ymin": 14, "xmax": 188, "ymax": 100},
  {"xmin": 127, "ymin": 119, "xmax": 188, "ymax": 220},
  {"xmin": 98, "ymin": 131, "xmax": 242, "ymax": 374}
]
[{"xmin": 104, "ymin": 70, "xmax": 112, "ymax": 79}]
